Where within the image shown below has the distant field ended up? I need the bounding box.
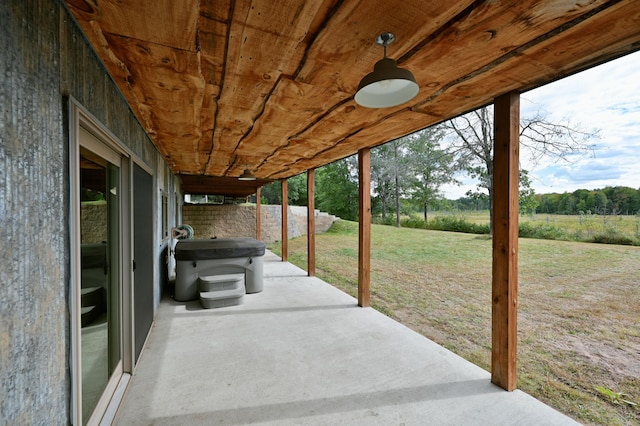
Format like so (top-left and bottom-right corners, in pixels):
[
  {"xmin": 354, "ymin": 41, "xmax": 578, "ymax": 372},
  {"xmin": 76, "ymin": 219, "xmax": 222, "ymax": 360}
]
[
  {"xmin": 271, "ymin": 220, "xmax": 640, "ymax": 425},
  {"xmin": 430, "ymin": 210, "xmax": 640, "ymax": 240}
]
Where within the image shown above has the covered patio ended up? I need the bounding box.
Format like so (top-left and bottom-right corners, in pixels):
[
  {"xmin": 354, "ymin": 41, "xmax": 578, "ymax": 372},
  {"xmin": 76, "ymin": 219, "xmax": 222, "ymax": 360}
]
[
  {"xmin": 114, "ymin": 251, "xmax": 577, "ymax": 425},
  {"xmin": 4, "ymin": 1, "xmax": 640, "ymax": 424},
  {"xmin": 62, "ymin": 2, "xmax": 640, "ymax": 398}
]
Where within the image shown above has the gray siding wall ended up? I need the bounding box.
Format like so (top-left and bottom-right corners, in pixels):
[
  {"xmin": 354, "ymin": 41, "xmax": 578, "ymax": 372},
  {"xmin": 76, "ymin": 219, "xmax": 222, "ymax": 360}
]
[{"xmin": 0, "ymin": 1, "xmax": 171, "ymax": 423}]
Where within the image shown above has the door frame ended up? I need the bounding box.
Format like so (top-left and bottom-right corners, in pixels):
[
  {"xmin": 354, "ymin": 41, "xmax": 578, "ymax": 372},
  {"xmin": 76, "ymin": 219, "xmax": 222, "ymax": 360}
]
[{"xmin": 69, "ymin": 99, "xmax": 134, "ymax": 425}]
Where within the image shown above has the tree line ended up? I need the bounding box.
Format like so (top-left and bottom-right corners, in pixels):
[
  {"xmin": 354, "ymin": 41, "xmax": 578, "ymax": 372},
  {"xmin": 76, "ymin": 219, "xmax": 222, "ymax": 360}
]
[
  {"xmin": 535, "ymin": 186, "xmax": 640, "ymax": 216},
  {"xmin": 259, "ymin": 104, "xmax": 605, "ymax": 225},
  {"xmin": 260, "ymin": 127, "xmax": 457, "ymax": 223}
]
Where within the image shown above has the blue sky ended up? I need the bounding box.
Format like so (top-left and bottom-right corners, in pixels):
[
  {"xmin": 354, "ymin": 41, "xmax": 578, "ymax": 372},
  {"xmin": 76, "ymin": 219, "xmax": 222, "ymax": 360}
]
[{"xmin": 441, "ymin": 50, "xmax": 640, "ymax": 199}]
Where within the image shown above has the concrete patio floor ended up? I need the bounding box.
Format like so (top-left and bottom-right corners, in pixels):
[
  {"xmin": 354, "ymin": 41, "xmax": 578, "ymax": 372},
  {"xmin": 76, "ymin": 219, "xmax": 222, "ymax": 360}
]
[{"xmin": 114, "ymin": 251, "xmax": 579, "ymax": 425}]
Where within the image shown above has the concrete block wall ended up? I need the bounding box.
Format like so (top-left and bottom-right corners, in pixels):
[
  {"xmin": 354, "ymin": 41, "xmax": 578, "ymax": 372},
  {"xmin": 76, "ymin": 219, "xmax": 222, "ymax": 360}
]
[
  {"xmin": 182, "ymin": 204, "xmax": 336, "ymax": 243},
  {"xmin": 183, "ymin": 204, "xmax": 258, "ymax": 239},
  {"xmin": 260, "ymin": 205, "xmax": 283, "ymax": 243},
  {"xmin": 81, "ymin": 203, "xmax": 107, "ymax": 243}
]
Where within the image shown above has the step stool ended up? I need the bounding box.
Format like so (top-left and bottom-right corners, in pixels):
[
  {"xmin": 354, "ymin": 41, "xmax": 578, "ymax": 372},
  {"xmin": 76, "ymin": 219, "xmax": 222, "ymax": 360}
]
[
  {"xmin": 198, "ymin": 273, "xmax": 246, "ymax": 309},
  {"xmin": 80, "ymin": 287, "xmax": 106, "ymax": 327}
]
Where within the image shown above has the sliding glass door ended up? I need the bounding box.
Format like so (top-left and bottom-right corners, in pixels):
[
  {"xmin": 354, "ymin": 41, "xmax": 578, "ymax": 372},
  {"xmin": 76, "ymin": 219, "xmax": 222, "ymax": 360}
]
[{"xmin": 74, "ymin": 124, "xmax": 129, "ymax": 425}]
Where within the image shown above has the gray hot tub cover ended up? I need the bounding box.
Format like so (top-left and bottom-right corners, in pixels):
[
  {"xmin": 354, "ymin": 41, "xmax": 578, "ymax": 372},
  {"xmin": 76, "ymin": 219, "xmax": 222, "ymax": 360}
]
[{"xmin": 174, "ymin": 238, "xmax": 265, "ymax": 261}]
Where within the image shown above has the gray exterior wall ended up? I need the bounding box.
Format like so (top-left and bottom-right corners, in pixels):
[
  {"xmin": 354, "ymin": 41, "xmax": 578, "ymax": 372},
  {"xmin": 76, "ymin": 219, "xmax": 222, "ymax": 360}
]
[{"xmin": 0, "ymin": 1, "xmax": 175, "ymax": 423}]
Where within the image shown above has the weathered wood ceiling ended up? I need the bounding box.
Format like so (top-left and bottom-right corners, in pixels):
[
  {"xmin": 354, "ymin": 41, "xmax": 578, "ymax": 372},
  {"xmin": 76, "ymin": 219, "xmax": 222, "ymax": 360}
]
[{"xmin": 65, "ymin": 0, "xmax": 640, "ymax": 195}]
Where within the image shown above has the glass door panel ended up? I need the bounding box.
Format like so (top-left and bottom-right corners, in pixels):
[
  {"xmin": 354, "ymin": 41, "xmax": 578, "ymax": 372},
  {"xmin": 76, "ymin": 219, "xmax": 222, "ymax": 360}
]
[{"xmin": 79, "ymin": 146, "xmax": 121, "ymax": 423}]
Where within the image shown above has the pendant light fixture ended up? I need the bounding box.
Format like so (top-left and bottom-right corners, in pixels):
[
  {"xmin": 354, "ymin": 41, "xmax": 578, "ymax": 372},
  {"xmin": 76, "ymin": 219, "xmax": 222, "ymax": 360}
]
[
  {"xmin": 238, "ymin": 167, "xmax": 256, "ymax": 181},
  {"xmin": 355, "ymin": 32, "xmax": 419, "ymax": 108}
]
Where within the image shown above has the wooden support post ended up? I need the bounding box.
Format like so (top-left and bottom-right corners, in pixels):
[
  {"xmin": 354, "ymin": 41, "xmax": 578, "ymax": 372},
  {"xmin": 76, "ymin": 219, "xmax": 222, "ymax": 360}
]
[
  {"xmin": 492, "ymin": 91, "xmax": 520, "ymax": 391},
  {"xmin": 307, "ymin": 169, "xmax": 316, "ymax": 276},
  {"xmin": 256, "ymin": 187, "xmax": 261, "ymax": 241},
  {"xmin": 358, "ymin": 148, "xmax": 371, "ymax": 307},
  {"xmin": 281, "ymin": 179, "xmax": 288, "ymax": 262}
]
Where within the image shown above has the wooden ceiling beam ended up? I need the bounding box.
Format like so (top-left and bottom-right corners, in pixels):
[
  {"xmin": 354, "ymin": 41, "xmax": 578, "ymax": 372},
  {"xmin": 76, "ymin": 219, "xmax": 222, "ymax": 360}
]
[
  {"xmin": 65, "ymin": 0, "xmax": 640, "ymax": 194},
  {"xmin": 250, "ymin": 1, "xmax": 623, "ymax": 180},
  {"xmin": 262, "ymin": 1, "xmax": 640, "ymax": 181},
  {"xmin": 178, "ymin": 175, "xmax": 272, "ymax": 197}
]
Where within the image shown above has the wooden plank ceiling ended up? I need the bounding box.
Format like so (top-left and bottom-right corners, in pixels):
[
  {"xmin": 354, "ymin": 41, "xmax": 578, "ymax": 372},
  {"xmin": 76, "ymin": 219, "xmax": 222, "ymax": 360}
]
[{"xmin": 65, "ymin": 0, "xmax": 640, "ymax": 195}]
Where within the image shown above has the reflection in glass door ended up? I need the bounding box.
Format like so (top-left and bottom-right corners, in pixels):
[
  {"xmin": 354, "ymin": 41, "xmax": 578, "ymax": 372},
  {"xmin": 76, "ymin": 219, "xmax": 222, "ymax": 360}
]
[{"xmin": 79, "ymin": 144, "xmax": 122, "ymax": 423}]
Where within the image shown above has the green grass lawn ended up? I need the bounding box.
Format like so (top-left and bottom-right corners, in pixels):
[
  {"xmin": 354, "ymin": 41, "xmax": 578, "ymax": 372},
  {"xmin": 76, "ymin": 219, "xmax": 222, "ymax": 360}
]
[{"xmin": 271, "ymin": 220, "xmax": 640, "ymax": 425}]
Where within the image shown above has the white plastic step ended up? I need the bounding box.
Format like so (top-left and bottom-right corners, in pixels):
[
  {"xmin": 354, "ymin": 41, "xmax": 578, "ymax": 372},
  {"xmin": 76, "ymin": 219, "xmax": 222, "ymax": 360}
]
[
  {"xmin": 199, "ymin": 286, "xmax": 245, "ymax": 309},
  {"xmin": 198, "ymin": 273, "xmax": 245, "ymax": 293},
  {"xmin": 81, "ymin": 305, "xmax": 100, "ymax": 327},
  {"xmin": 81, "ymin": 286, "xmax": 105, "ymax": 308}
]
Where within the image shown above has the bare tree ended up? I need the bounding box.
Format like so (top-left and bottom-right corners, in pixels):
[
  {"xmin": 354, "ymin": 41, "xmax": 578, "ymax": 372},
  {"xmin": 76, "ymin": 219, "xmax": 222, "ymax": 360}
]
[{"xmin": 442, "ymin": 105, "xmax": 599, "ymax": 230}]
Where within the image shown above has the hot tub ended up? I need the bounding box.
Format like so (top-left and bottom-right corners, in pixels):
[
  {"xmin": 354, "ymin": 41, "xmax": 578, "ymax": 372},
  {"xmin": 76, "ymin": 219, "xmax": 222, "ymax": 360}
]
[{"xmin": 174, "ymin": 238, "xmax": 265, "ymax": 302}]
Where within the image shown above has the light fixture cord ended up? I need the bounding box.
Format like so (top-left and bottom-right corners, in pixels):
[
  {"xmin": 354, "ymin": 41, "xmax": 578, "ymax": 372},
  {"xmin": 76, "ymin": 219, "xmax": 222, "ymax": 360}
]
[{"xmin": 381, "ymin": 32, "xmax": 390, "ymax": 58}]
